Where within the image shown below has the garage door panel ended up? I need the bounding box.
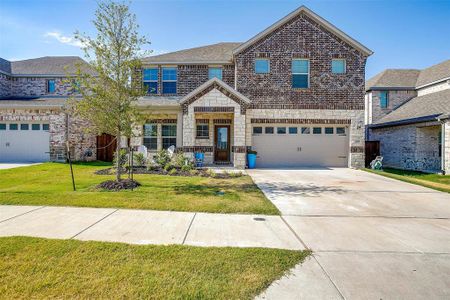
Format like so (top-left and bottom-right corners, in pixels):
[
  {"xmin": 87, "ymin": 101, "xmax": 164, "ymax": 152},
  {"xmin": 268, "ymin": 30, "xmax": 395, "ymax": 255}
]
[
  {"xmin": 0, "ymin": 123, "xmax": 50, "ymax": 162},
  {"xmin": 252, "ymin": 125, "xmax": 349, "ymax": 168}
]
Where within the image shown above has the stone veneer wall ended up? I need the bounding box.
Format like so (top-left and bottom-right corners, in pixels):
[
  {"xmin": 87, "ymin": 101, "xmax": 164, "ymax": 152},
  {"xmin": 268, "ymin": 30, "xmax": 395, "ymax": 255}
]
[
  {"xmin": 246, "ymin": 109, "xmax": 365, "ymax": 168},
  {"xmin": 0, "ymin": 107, "xmax": 96, "ymax": 162},
  {"xmin": 370, "ymin": 122, "xmax": 442, "ymax": 172},
  {"xmin": 369, "ymin": 90, "xmax": 416, "ymax": 123},
  {"xmin": 235, "ymin": 12, "xmax": 368, "ymax": 109},
  {"xmin": 10, "ymin": 77, "xmax": 78, "ymax": 96},
  {"xmin": 182, "ymin": 88, "xmax": 246, "ymax": 168}
]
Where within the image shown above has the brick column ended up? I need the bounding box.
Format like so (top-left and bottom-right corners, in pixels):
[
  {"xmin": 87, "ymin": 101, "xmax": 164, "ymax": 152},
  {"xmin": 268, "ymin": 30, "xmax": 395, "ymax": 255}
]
[{"xmin": 233, "ymin": 113, "xmax": 246, "ymax": 169}]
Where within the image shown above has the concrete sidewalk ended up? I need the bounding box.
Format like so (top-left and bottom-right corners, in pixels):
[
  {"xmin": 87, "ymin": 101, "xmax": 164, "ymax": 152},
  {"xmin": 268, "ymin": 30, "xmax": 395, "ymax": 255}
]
[{"xmin": 0, "ymin": 205, "xmax": 304, "ymax": 250}]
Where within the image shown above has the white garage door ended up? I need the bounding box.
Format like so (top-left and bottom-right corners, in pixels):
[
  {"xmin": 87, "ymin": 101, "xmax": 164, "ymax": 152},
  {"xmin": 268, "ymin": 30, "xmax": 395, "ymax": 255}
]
[
  {"xmin": 0, "ymin": 123, "xmax": 50, "ymax": 162},
  {"xmin": 251, "ymin": 124, "xmax": 349, "ymax": 168}
]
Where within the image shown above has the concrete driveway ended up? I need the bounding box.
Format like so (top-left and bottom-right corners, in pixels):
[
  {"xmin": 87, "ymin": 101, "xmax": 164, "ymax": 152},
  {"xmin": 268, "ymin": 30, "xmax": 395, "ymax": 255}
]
[
  {"xmin": 0, "ymin": 163, "xmax": 41, "ymax": 170},
  {"xmin": 249, "ymin": 168, "xmax": 450, "ymax": 299}
]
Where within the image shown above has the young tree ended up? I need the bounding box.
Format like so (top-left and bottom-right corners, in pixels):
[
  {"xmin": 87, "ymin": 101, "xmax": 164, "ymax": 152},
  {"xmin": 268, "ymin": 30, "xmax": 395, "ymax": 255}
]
[{"xmin": 72, "ymin": 0, "xmax": 148, "ymax": 181}]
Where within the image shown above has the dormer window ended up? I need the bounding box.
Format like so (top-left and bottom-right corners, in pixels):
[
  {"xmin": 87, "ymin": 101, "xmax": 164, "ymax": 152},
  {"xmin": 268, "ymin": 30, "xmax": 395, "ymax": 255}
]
[
  {"xmin": 208, "ymin": 67, "xmax": 222, "ymax": 80},
  {"xmin": 47, "ymin": 79, "xmax": 55, "ymax": 93},
  {"xmin": 143, "ymin": 68, "xmax": 158, "ymax": 94},
  {"xmin": 255, "ymin": 59, "xmax": 270, "ymax": 74}
]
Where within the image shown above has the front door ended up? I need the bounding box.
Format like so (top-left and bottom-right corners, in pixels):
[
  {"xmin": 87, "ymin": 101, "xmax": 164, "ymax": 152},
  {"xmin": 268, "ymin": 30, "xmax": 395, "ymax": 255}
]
[{"xmin": 214, "ymin": 125, "xmax": 230, "ymax": 162}]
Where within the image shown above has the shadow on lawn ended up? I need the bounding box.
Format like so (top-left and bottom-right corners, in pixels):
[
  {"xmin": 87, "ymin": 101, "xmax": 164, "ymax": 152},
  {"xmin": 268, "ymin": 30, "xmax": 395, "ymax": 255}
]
[{"xmin": 173, "ymin": 183, "xmax": 259, "ymax": 196}]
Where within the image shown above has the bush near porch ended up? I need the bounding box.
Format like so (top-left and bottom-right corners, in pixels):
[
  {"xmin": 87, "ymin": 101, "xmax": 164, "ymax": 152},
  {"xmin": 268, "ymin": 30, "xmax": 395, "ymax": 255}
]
[
  {"xmin": 0, "ymin": 162, "xmax": 279, "ymax": 215},
  {"xmin": 365, "ymin": 168, "xmax": 450, "ymax": 193}
]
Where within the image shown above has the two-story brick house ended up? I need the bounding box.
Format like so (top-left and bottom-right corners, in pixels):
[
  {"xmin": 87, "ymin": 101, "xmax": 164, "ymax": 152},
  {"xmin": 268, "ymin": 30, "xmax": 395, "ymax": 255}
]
[
  {"xmin": 131, "ymin": 5, "xmax": 372, "ymax": 168},
  {"xmin": 365, "ymin": 59, "xmax": 450, "ymax": 174},
  {"xmin": 1, "ymin": 6, "xmax": 372, "ymax": 169},
  {"xmin": 0, "ymin": 56, "xmax": 98, "ymax": 162}
]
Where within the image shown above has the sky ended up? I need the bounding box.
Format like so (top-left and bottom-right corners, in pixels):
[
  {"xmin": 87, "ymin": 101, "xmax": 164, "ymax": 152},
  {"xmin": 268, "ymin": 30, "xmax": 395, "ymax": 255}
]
[{"xmin": 0, "ymin": 0, "xmax": 449, "ymax": 79}]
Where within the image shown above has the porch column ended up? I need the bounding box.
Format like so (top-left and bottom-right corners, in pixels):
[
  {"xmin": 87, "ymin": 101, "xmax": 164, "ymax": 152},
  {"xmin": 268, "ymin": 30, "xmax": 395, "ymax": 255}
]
[
  {"xmin": 233, "ymin": 112, "xmax": 246, "ymax": 169},
  {"xmin": 182, "ymin": 108, "xmax": 195, "ymax": 159}
]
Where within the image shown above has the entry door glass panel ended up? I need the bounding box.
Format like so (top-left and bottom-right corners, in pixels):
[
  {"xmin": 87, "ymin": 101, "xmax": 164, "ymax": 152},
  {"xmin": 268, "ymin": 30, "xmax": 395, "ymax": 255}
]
[{"xmin": 217, "ymin": 127, "xmax": 228, "ymax": 150}]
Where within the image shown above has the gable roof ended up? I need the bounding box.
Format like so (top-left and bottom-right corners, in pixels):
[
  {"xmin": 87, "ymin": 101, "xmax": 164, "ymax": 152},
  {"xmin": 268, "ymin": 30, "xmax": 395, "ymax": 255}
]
[
  {"xmin": 8, "ymin": 56, "xmax": 95, "ymax": 76},
  {"xmin": 233, "ymin": 5, "xmax": 373, "ymax": 56},
  {"xmin": 416, "ymin": 59, "xmax": 450, "ymax": 88},
  {"xmin": 366, "ymin": 59, "xmax": 450, "ymax": 91},
  {"xmin": 180, "ymin": 77, "xmax": 250, "ymax": 105},
  {"xmin": 371, "ymin": 89, "xmax": 450, "ymax": 127},
  {"xmin": 142, "ymin": 43, "xmax": 241, "ymax": 64},
  {"xmin": 365, "ymin": 69, "xmax": 421, "ymax": 91}
]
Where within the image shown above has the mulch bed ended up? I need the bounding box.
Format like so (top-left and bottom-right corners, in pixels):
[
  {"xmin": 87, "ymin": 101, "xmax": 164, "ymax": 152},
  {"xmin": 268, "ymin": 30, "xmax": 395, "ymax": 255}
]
[
  {"xmin": 94, "ymin": 167, "xmax": 242, "ymax": 179},
  {"xmin": 97, "ymin": 179, "xmax": 141, "ymax": 191}
]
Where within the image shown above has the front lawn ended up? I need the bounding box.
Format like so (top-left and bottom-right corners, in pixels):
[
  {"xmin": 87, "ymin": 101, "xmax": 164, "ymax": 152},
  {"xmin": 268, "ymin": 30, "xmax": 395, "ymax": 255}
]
[
  {"xmin": 0, "ymin": 236, "xmax": 308, "ymax": 299},
  {"xmin": 0, "ymin": 162, "xmax": 278, "ymax": 214},
  {"xmin": 365, "ymin": 168, "xmax": 450, "ymax": 193}
]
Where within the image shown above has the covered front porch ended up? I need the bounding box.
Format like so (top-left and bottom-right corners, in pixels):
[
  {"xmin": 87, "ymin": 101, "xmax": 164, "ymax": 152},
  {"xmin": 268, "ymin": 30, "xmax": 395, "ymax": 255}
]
[{"xmin": 180, "ymin": 78, "xmax": 250, "ymax": 169}]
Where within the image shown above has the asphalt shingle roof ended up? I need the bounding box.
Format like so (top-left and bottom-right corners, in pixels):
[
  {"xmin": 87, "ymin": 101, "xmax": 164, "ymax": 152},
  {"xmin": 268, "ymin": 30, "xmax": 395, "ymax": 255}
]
[
  {"xmin": 372, "ymin": 89, "xmax": 450, "ymax": 126},
  {"xmin": 366, "ymin": 59, "xmax": 450, "ymax": 91},
  {"xmin": 8, "ymin": 56, "xmax": 95, "ymax": 76},
  {"xmin": 365, "ymin": 69, "xmax": 420, "ymax": 91},
  {"xmin": 142, "ymin": 42, "xmax": 242, "ymax": 64},
  {"xmin": 416, "ymin": 59, "xmax": 450, "ymax": 87}
]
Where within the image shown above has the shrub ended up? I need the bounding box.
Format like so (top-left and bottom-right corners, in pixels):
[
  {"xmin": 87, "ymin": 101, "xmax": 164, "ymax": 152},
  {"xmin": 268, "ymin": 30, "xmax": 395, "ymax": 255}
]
[
  {"xmin": 206, "ymin": 169, "xmax": 216, "ymax": 178},
  {"xmin": 164, "ymin": 163, "xmax": 173, "ymax": 172},
  {"xmin": 168, "ymin": 168, "xmax": 177, "ymax": 176},
  {"xmin": 113, "ymin": 149, "xmax": 128, "ymax": 170},
  {"xmin": 173, "ymin": 152, "xmax": 194, "ymax": 171},
  {"xmin": 133, "ymin": 152, "xmax": 146, "ymax": 167},
  {"xmin": 154, "ymin": 149, "xmax": 171, "ymax": 169}
]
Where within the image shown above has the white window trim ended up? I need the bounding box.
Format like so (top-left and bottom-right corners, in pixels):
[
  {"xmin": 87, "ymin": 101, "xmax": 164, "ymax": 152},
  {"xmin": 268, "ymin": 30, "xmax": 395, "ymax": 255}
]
[
  {"xmin": 332, "ymin": 59, "xmax": 346, "ymax": 74},
  {"xmin": 255, "ymin": 58, "xmax": 270, "ymax": 74},
  {"xmin": 292, "ymin": 58, "xmax": 310, "ymax": 89}
]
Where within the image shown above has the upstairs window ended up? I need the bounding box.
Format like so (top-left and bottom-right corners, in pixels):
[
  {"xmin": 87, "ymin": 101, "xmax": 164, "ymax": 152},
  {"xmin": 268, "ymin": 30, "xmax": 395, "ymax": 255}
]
[
  {"xmin": 208, "ymin": 67, "xmax": 222, "ymax": 80},
  {"xmin": 162, "ymin": 67, "xmax": 177, "ymax": 94},
  {"xmin": 72, "ymin": 80, "xmax": 80, "ymax": 93},
  {"xmin": 292, "ymin": 59, "xmax": 309, "ymax": 88},
  {"xmin": 332, "ymin": 59, "xmax": 346, "ymax": 74},
  {"xmin": 47, "ymin": 79, "xmax": 56, "ymax": 93},
  {"xmin": 162, "ymin": 124, "xmax": 177, "ymax": 149},
  {"xmin": 255, "ymin": 59, "xmax": 270, "ymax": 74},
  {"xmin": 143, "ymin": 68, "xmax": 158, "ymax": 94},
  {"xmin": 379, "ymin": 91, "xmax": 389, "ymax": 108},
  {"xmin": 143, "ymin": 123, "xmax": 157, "ymax": 150}
]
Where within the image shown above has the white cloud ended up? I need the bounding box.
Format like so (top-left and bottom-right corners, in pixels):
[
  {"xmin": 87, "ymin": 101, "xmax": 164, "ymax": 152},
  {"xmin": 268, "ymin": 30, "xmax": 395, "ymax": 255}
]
[{"xmin": 44, "ymin": 31, "xmax": 85, "ymax": 48}]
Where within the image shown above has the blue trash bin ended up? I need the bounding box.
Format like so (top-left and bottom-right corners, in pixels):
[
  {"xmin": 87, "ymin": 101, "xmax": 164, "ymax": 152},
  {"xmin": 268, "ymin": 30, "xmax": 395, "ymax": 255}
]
[
  {"xmin": 195, "ymin": 152, "xmax": 204, "ymax": 167},
  {"xmin": 247, "ymin": 153, "xmax": 257, "ymax": 169}
]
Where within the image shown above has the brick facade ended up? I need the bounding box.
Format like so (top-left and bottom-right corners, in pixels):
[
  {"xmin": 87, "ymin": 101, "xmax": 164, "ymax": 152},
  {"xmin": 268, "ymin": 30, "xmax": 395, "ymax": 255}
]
[
  {"xmin": 235, "ymin": 12, "xmax": 367, "ymax": 109},
  {"xmin": 368, "ymin": 90, "xmax": 416, "ymax": 123},
  {"xmin": 370, "ymin": 123, "xmax": 442, "ymax": 172},
  {"xmin": 9, "ymin": 77, "xmax": 78, "ymax": 97}
]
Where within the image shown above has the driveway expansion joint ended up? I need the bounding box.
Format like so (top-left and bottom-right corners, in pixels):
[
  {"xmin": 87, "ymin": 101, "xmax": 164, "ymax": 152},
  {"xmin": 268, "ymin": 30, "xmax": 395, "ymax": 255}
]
[{"xmin": 280, "ymin": 215, "xmax": 310, "ymax": 250}]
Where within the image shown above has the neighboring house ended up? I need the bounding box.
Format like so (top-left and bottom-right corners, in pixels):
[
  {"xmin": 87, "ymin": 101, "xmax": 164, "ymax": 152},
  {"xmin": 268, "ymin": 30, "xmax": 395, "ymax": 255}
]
[
  {"xmin": 365, "ymin": 59, "xmax": 450, "ymax": 174},
  {"xmin": 0, "ymin": 56, "xmax": 97, "ymax": 162},
  {"xmin": 1, "ymin": 5, "xmax": 373, "ymax": 169}
]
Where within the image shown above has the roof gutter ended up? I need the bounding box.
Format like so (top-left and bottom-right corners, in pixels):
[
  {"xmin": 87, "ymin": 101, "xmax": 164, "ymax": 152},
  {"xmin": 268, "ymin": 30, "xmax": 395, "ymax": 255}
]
[
  {"xmin": 369, "ymin": 114, "xmax": 442, "ymax": 129},
  {"xmin": 366, "ymin": 86, "xmax": 416, "ymax": 92}
]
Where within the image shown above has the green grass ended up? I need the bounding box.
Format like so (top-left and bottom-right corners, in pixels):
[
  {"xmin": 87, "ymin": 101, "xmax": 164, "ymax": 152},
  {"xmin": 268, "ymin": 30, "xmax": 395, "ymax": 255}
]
[
  {"xmin": 0, "ymin": 236, "xmax": 309, "ymax": 299},
  {"xmin": 365, "ymin": 168, "xmax": 450, "ymax": 193},
  {"xmin": 0, "ymin": 162, "xmax": 279, "ymax": 214}
]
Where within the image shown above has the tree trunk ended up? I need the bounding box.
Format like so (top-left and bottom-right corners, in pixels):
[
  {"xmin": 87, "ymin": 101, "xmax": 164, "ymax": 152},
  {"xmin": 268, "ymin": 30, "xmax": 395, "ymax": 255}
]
[{"xmin": 116, "ymin": 131, "xmax": 121, "ymax": 182}]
